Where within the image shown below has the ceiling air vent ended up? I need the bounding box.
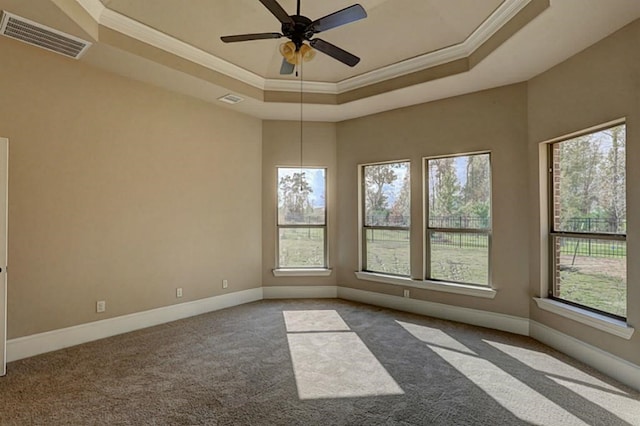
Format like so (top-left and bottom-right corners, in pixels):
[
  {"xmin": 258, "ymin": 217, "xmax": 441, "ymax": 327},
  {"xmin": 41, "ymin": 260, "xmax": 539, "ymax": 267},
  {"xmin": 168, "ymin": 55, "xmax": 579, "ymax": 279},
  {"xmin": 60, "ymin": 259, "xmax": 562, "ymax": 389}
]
[
  {"xmin": 0, "ymin": 11, "xmax": 91, "ymax": 59},
  {"xmin": 218, "ymin": 94, "xmax": 245, "ymax": 105}
]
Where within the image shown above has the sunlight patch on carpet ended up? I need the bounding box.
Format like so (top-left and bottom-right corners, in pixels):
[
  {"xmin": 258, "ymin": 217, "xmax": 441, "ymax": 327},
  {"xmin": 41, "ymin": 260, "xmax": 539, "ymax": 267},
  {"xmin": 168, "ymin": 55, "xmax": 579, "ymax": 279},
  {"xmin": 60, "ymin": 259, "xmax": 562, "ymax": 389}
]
[
  {"xmin": 283, "ymin": 310, "xmax": 350, "ymax": 332},
  {"xmin": 396, "ymin": 320, "xmax": 477, "ymax": 355},
  {"xmin": 398, "ymin": 321, "xmax": 587, "ymax": 425},
  {"xmin": 287, "ymin": 331, "xmax": 404, "ymax": 400},
  {"xmin": 485, "ymin": 340, "xmax": 640, "ymax": 425}
]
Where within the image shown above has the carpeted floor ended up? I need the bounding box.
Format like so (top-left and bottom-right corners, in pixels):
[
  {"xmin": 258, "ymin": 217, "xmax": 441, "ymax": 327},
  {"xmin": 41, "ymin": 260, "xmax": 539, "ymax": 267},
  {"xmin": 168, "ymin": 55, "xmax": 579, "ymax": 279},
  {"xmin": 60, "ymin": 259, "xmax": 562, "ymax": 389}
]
[{"xmin": 1, "ymin": 299, "xmax": 639, "ymax": 425}]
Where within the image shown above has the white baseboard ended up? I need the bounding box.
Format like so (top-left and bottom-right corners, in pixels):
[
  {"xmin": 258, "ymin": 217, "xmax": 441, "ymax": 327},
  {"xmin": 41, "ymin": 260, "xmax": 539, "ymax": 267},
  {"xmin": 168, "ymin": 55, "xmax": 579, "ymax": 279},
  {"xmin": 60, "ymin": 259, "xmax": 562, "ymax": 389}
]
[
  {"xmin": 338, "ymin": 287, "xmax": 529, "ymax": 336},
  {"xmin": 263, "ymin": 285, "xmax": 338, "ymax": 299},
  {"xmin": 6, "ymin": 288, "xmax": 263, "ymax": 362},
  {"xmin": 6, "ymin": 284, "xmax": 639, "ymax": 393},
  {"xmin": 530, "ymin": 320, "xmax": 640, "ymax": 392}
]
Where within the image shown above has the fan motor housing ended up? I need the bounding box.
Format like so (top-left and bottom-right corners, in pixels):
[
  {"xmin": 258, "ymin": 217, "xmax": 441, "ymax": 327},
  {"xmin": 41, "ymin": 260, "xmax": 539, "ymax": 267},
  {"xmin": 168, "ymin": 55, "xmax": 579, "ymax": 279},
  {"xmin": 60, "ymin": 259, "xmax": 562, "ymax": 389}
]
[{"xmin": 282, "ymin": 15, "xmax": 313, "ymax": 49}]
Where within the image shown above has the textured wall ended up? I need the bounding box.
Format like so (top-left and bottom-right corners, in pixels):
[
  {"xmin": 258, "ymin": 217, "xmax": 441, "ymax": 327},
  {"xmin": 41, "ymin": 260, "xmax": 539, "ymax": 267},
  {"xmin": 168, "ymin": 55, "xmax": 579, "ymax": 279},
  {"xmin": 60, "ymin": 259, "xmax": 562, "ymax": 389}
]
[
  {"xmin": 336, "ymin": 83, "xmax": 530, "ymax": 318},
  {"xmin": 0, "ymin": 37, "xmax": 262, "ymax": 338},
  {"xmin": 527, "ymin": 19, "xmax": 640, "ymax": 365},
  {"xmin": 261, "ymin": 121, "xmax": 338, "ymax": 287}
]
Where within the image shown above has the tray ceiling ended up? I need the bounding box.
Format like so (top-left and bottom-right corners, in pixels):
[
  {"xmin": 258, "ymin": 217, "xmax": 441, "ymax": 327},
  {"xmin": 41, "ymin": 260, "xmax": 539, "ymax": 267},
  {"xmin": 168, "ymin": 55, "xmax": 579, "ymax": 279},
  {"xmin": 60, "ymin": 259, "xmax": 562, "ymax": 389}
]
[
  {"xmin": 1, "ymin": 0, "xmax": 640, "ymax": 121},
  {"xmin": 99, "ymin": 0, "xmax": 504, "ymax": 82}
]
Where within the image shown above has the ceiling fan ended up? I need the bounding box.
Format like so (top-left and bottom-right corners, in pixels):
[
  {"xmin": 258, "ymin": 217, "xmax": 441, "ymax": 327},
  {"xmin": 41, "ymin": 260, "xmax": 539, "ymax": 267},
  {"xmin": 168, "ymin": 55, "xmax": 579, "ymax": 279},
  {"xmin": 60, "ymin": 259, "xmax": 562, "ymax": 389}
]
[{"xmin": 221, "ymin": 0, "xmax": 367, "ymax": 75}]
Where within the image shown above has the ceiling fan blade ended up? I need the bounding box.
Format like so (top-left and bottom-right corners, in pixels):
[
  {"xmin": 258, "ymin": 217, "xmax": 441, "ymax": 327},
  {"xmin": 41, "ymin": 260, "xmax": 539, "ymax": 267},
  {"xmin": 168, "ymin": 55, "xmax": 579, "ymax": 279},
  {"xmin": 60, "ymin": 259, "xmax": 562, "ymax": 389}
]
[
  {"xmin": 280, "ymin": 58, "xmax": 295, "ymax": 75},
  {"xmin": 220, "ymin": 32, "xmax": 282, "ymax": 43},
  {"xmin": 259, "ymin": 0, "xmax": 294, "ymax": 25},
  {"xmin": 309, "ymin": 4, "xmax": 367, "ymax": 33},
  {"xmin": 310, "ymin": 38, "xmax": 360, "ymax": 67}
]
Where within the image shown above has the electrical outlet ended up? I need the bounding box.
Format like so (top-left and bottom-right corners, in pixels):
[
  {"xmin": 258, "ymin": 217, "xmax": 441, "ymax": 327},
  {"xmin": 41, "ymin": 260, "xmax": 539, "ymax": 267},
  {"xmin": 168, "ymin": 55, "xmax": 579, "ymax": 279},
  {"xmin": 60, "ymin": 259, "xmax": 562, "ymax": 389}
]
[
  {"xmin": 222, "ymin": 279, "xmax": 228, "ymax": 289},
  {"xmin": 176, "ymin": 288, "xmax": 183, "ymax": 298},
  {"xmin": 96, "ymin": 300, "xmax": 106, "ymax": 313},
  {"xmin": 403, "ymin": 289, "xmax": 410, "ymax": 298}
]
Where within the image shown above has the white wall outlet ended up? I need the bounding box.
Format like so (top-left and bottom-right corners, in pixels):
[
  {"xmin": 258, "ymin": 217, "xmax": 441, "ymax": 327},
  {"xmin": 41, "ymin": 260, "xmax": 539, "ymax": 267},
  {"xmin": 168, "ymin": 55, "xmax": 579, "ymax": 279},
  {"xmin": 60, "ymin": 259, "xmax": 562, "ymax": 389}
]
[
  {"xmin": 176, "ymin": 287, "xmax": 183, "ymax": 298},
  {"xmin": 403, "ymin": 289, "xmax": 410, "ymax": 298},
  {"xmin": 96, "ymin": 300, "xmax": 106, "ymax": 313},
  {"xmin": 222, "ymin": 279, "xmax": 228, "ymax": 289}
]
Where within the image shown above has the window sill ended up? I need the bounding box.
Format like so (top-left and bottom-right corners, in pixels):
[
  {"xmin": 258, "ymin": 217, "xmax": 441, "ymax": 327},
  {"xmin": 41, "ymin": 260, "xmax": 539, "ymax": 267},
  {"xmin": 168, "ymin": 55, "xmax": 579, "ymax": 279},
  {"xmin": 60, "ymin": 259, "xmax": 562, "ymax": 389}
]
[
  {"xmin": 533, "ymin": 297, "xmax": 634, "ymax": 340},
  {"xmin": 354, "ymin": 272, "xmax": 497, "ymax": 299},
  {"xmin": 273, "ymin": 268, "xmax": 332, "ymax": 277}
]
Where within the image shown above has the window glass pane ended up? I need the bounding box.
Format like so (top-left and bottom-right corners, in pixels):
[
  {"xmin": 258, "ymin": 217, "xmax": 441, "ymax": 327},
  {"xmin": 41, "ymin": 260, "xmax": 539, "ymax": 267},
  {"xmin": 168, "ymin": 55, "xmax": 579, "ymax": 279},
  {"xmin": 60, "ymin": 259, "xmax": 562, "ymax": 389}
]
[
  {"xmin": 364, "ymin": 162, "xmax": 410, "ymax": 227},
  {"xmin": 365, "ymin": 229, "xmax": 409, "ymax": 276},
  {"xmin": 552, "ymin": 125, "xmax": 626, "ymax": 234},
  {"xmin": 279, "ymin": 228, "xmax": 325, "ymax": 268},
  {"xmin": 278, "ymin": 168, "xmax": 326, "ymax": 225},
  {"xmin": 428, "ymin": 154, "xmax": 491, "ymax": 229},
  {"xmin": 430, "ymin": 232, "xmax": 488, "ymax": 285},
  {"xmin": 553, "ymin": 236, "xmax": 626, "ymax": 317}
]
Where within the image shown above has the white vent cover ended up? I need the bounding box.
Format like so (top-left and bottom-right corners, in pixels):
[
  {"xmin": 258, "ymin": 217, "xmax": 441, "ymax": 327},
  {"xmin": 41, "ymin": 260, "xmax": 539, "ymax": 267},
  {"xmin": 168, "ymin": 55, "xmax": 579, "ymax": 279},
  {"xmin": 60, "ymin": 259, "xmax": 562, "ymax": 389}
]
[
  {"xmin": 0, "ymin": 11, "xmax": 91, "ymax": 59},
  {"xmin": 218, "ymin": 94, "xmax": 245, "ymax": 104}
]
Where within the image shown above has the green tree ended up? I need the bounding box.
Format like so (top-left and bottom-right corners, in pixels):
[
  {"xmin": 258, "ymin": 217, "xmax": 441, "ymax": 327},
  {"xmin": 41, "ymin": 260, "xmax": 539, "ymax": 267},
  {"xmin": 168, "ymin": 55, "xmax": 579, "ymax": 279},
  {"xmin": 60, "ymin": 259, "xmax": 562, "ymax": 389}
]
[
  {"xmin": 390, "ymin": 170, "xmax": 410, "ymax": 226},
  {"xmin": 598, "ymin": 125, "xmax": 626, "ymax": 232},
  {"xmin": 279, "ymin": 172, "xmax": 312, "ymax": 223},
  {"xmin": 462, "ymin": 155, "xmax": 491, "ymax": 224},
  {"xmin": 365, "ymin": 164, "xmax": 397, "ymax": 225},
  {"xmin": 429, "ymin": 158, "xmax": 460, "ymax": 221},
  {"xmin": 558, "ymin": 135, "xmax": 601, "ymax": 229}
]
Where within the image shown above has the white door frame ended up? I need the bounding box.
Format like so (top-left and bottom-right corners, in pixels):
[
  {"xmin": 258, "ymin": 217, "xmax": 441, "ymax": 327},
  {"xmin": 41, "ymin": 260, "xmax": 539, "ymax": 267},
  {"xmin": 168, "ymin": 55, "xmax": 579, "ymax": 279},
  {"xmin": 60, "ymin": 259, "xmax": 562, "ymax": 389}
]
[{"xmin": 0, "ymin": 138, "xmax": 7, "ymax": 376}]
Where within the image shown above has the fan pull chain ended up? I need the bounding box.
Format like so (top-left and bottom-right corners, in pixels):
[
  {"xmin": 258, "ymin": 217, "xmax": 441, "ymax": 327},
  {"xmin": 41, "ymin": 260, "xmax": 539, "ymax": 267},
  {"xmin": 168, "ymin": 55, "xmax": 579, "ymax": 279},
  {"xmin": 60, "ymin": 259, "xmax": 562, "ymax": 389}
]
[{"xmin": 299, "ymin": 59, "xmax": 304, "ymax": 173}]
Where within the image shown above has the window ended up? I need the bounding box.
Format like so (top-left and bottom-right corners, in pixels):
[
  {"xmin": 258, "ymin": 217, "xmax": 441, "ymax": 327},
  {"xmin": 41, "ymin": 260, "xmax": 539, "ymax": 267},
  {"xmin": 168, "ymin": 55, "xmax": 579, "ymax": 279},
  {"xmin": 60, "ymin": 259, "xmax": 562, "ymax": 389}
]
[
  {"xmin": 361, "ymin": 161, "xmax": 410, "ymax": 276},
  {"xmin": 426, "ymin": 153, "xmax": 491, "ymax": 285},
  {"xmin": 277, "ymin": 167, "xmax": 327, "ymax": 268},
  {"xmin": 549, "ymin": 123, "xmax": 626, "ymax": 319}
]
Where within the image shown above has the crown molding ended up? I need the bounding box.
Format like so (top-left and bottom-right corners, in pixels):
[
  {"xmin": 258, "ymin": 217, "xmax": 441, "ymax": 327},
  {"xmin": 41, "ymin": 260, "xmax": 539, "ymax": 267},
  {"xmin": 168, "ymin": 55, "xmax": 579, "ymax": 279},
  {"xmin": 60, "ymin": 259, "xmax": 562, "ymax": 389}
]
[
  {"xmin": 76, "ymin": 0, "xmax": 265, "ymax": 90},
  {"xmin": 74, "ymin": 0, "xmax": 531, "ymax": 95},
  {"xmin": 336, "ymin": 43, "xmax": 469, "ymax": 93},
  {"xmin": 467, "ymin": 0, "xmax": 532, "ymax": 48},
  {"xmin": 264, "ymin": 0, "xmax": 532, "ymax": 94},
  {"xmin": 263, "ymin": 79, "xmax": 337, "ymax": 94},
  {"xmin": 75, "ymin": 0, "xmax": 104, "ymax": 22},
  {"xmin": 335, "ymin": 0, "xmax": 533, "ymax": 93}
]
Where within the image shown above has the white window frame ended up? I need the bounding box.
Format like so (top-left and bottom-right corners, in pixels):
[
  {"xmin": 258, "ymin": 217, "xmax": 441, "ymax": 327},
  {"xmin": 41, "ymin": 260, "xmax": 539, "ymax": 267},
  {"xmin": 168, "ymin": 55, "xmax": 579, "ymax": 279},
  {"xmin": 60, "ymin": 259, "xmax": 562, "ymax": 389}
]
[
  {"xmin": 275, "ymin": 166, "xmax": 328, "ymax": 272},
  {"xmin": 359, "ymin": 160, "xmax": 411, "ymax": 277},
  {"xmin": 547, "ymin": 122, "xmax": 627, "ymax": 321},
  {"xmin": 424, "ymin": 152, "xmax": 493, "ymax": 287}
]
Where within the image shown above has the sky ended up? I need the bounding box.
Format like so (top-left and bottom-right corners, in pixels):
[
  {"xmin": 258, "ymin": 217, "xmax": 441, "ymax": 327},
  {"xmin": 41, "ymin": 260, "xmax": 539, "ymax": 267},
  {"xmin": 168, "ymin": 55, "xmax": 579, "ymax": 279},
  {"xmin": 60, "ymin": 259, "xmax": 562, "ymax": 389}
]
[{"xmin": 278, "ymin": 167, "xmax": 326, "ymax": 208}]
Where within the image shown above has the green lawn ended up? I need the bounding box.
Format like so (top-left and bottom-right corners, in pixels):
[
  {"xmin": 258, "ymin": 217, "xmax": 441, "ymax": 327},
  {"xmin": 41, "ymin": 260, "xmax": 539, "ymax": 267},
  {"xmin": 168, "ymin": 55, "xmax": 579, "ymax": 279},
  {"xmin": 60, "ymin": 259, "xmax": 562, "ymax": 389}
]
[
  {"xmin": 558, "ymin": 238, "xmax": 626, "ymax": 258},
  {"xmin": 280, "ymin": 236, "xmax": 627, "ymax": 317},
  {"xmin": 364, "ymin": 238, "xmax": 489, "ymax": 284},
  {"xmin": 366, "ymin": 240, "xmax": 410, "ymax": 276},
  {"xmin": 278, "ymin": 228, "xmax": 324, "ymax": 267},
  {"xmin": 430, "ymin": 245, "xmax": 488, "ymax": 285},
  {"xmin": 557, "ymin": 254, "xmax": 626, "ymax": 317}
]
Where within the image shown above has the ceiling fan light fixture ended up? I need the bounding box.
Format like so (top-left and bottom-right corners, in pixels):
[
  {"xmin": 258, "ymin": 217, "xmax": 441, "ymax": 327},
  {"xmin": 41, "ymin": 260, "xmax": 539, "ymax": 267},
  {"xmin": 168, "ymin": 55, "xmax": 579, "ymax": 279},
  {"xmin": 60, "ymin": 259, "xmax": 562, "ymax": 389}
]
[
  {"xmin": 279, "ymin": 41, "xmax": 315, "ymax": 65},
  {"xmin": 299, "ymin": 43, "xmax": 315, "ymax": 62},
  {"xmin": 221, "ymin": 1, "xmax": 366, "ymax": 75}
]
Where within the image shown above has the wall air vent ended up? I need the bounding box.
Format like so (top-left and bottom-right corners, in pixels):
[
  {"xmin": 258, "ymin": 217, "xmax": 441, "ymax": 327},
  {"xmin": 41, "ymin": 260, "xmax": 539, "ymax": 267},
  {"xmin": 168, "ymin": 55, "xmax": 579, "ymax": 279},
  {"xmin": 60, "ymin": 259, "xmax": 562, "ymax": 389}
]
[
  {"xmin": 0, "ymin": 11, "xmax": 91, "ymax": 59},
  {"xmin": 217, "ymin": 94, "xmax": 245, "ymax": 105}
]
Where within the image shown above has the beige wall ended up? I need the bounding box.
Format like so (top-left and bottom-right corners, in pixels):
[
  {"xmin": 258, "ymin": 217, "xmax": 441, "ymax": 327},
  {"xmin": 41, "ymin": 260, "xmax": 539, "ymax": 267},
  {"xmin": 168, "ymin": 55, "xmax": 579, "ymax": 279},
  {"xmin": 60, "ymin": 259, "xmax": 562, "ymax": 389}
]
[
  {"xmin": 336, "ymin": 83, "xmax": 530, "ymax": 318},
  {"xmin": 1, "ymin": 4, "xmax": 638, "ymax": 372},
  {"xmin": 262, "ymin": 121, "xmax": 337, "ymax": 286},
  {"xmin": 527, "ymin": 20, "xmax": 640, "ymax": 364},
  {"xmin": 0, "ymin": 37, "xmax": 262, "ymax": 338},
  {"xmin": 335, "ymin": 19, "xmax": 640, "ymax": 366}
]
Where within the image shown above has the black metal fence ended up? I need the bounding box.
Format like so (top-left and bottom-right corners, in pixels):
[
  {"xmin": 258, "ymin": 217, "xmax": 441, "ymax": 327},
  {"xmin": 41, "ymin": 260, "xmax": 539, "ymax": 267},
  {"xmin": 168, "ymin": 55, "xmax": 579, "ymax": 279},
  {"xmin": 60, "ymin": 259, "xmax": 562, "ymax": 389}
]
[
  {"xmin": 429, "ymin": 216, "xmax": 490, "ymax": 229},
  {"xmin": 365, "ymin": 228, "xmax": 488, "ymax": 249},
  {"xmin": 557, "ymin": 237, "xmax": 626, "ymax": 258},
  {"xmin": 364, "ymin": 216, "xmax": 626, "ymax": 257},
  {"xmin": 560, "ymin": 217, "xmax": 626, "ymax": 234},
  {"xmin": 365, "ymin": 214, "xmax": 409, "ymax": 227},
  {"xmin": 430, "ymin": 232, "xmax": 488, "ymax": 248}
]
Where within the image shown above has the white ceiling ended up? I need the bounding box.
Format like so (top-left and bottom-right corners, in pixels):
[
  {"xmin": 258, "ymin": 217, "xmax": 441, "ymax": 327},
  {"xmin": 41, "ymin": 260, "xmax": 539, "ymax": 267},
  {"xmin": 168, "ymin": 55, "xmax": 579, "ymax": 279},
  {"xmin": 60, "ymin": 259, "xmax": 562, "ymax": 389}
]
[
  {"xmin": 2, "ymin": 0, "xmax": 640, "ymax": 122},
  {"xmin": 99, "ymin": 0, "xmax": 505, "ymax": 82}
]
